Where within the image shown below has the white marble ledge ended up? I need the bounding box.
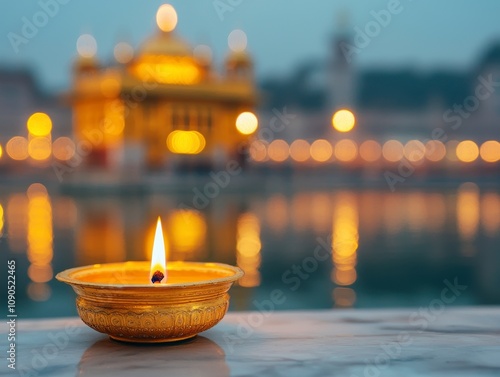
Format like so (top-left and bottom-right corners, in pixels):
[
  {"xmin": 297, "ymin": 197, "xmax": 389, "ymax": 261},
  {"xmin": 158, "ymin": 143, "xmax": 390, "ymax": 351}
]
[{"xmin": 2, "ymin": 307, "xmax": 500, "ymax": 377}]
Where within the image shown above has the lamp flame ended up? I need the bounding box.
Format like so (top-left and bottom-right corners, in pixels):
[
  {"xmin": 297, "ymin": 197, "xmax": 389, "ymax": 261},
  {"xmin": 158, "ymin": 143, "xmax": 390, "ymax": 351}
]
[{"xmin": 150, "ymin": 217, "xmax": 167, "ymax": 284}]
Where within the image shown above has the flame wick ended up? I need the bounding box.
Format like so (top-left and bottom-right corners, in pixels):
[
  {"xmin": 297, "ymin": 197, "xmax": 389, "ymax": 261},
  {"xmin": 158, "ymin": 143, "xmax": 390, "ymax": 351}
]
[
  {"xmin": 150, "ymin": 217, "xmax": 167, "ymax": 284},
  {"xmin": 151, "ymin": 270, "xmax": 165, "ymax": 284}
]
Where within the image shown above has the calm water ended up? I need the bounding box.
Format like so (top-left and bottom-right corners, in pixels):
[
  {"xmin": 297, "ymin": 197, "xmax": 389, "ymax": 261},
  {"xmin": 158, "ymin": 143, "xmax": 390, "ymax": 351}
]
[{"xmin": 1, "ymin": 183, "xmax": 499, "ymax": 318}]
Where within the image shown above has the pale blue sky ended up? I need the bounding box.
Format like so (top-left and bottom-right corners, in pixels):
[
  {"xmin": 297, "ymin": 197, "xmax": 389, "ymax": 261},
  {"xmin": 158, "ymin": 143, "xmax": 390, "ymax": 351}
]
[{"xmin": 1, "ymin": 0, "xmax": 500, "ymax": 92}]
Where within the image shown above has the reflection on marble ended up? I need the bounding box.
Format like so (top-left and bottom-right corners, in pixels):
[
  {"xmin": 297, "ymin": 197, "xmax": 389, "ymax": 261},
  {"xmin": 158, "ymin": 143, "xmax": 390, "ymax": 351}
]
[
  {"xmin": 79, "ymin": 336, "xmax": 228, "ymax": 377},
  {"xmin": 5, "ymin": 308, "xmax": 500, "ymax": 377}
]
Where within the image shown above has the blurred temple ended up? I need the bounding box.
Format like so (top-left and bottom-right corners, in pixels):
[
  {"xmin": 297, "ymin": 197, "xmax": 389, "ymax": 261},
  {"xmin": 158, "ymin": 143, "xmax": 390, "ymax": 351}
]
[
  {"xmin": 70, "ymin": 4, "xmax": 258, "ymax": 172},
  {"xmin": 0, "ymin": 6, "xmax": 499, "ymax": 179}
]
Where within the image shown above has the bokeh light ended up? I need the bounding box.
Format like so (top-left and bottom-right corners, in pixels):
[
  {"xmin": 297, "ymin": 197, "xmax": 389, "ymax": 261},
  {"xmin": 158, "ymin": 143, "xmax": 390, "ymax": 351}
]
[
  {"xmin": 156, "ymin": 4, "xmax": 178, "ymax": 32},
  {"xmin": 333, "ymin": 287, "xmax": 356, "ymax": 307},
  {"xmin": 27, "ymin": 283, "xmax": 51, "ymax": 302},
  {"xmin": 481, "ymin": 193, "xmax": 500, "ymax": 236},
  {"xmin": 26, "ymin": 182, "xmax": 53, "ymax": 298},
  {"xmin": 6, "ymin": 194, "xmax": 28, "ymax": 253},
  {"xmin": 27, "ymin": 182, "xmax": 48, "ymax": 199},
  {"xmin": 6, "ymin": 136, "xmax": 29, "ymax": 161},
  {"xmin": 133, "ymin": 55, "xmax": 200, "ymax": 85},
  {"xmin": 456, "ymin": 140, "xmax": 479, "ymax": 163},
  {"xmin": 249, "ymin": 140, "xmax": 267, "ymax": 162},
  {"xmin": 425, "ymin": 140, "xmax": 446, "ymax": 162},
  {"xmin": 334, "ymin": 139, "xmax": 357, "ymax": 162},
  {"xmin": 332, "ymin": 109, "xmax": 355, "ymax": 133},
  {"xmin": 53, "ymin": 197, "xmax": 78, "ymax": 229},
  {"xmin": 168, "ymin": 210, "xmax": 206, "ymax": 255},
  {"xmin": 310, "ymin": 139, "xmax": 333, "ymax": 162},
  {"xmin": 268, "ymin": 139, "xmax": 289, "ymax": 162},
  {"xmin": 76, "ymin": 34, "xmax": 97, "ymax": 58},
  {"xmin": 359, "ymin": 140, "xmax": 381, "ymax": 162},
  {"xmin": 228, "ymin": 29, "xmax": 248, "ymax": 52},
  {"xmin": 166, "ymin": 130, "xmax": 205, "ymax": 154},
  {"xmin": 456, "ymin": 182, "xmax": 480, "ymax": 253},
  {"xmin": 479, "ymin": 140, "xmax": 500, "ymax": 163},
  {"xmin": 113, "ymin": 42, "xmax": 134, "ymax": 64},
  {"xmin": 28, "ymin": 264, "xmax": 53, "ymax": 283},
  {"xmin": 235, "ymin": 112, "xmax": 258, "ymax": 135},
  {"xmin": 28, "ymin": 137, "xmax": 51, "ymax": 161},
  {"xmin": 52, "ymin": 137, "xmax": 76, "ymax": 161},
  {"xmin": 0, "ymin": 143, "xmax": 3, "ymax": 160},
  {"xmin": 237, "ymin": 212, "xmax": 261, "ymax": 287},
  {"xmin": 27, "ymin": 112, "xmax": 52, "ymax": 136},
  {"xmin": 331, "ymin": 192, "xmax": 358, "ymax": 289},
  {"xmin": 404, "ymin": 140, "xmax": 426, "ymax": 162},
  {"xmin": 289, "ymin": 139, "xmax": 310, "ymax": 162},
  {"xmin": 382, "ymin": 140, "xmax": 404, "ymax": 162}
]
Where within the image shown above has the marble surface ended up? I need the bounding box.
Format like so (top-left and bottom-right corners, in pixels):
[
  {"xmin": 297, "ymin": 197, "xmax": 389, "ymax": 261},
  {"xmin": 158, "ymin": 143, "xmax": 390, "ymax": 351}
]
[{"xmin": 2, "ymin": 307, "xmax": 500, "ymax": 377}]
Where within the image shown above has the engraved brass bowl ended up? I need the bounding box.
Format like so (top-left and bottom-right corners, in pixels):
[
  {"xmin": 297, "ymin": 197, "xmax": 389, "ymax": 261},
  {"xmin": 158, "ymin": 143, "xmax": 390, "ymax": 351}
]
[{"xmin": 56, "ymin": 261, "xmax": 243, "ymax": 343}]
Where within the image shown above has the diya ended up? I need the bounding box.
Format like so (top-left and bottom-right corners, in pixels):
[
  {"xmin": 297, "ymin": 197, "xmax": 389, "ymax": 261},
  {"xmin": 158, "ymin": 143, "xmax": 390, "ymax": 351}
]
[{"xmin": 56, "ymin": 217, "xmax": 243, "ymax": 343}]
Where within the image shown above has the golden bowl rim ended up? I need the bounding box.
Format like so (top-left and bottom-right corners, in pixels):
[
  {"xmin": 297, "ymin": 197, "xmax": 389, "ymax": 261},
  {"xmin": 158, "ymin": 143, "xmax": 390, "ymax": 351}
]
[{"xmin": 56, "ymin": 261, "xmax": 244, "ymax": 289}]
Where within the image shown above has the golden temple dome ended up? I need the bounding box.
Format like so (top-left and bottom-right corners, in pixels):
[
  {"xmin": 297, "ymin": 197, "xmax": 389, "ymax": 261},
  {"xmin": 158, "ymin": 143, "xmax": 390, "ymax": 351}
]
[
  {"xmin": 139, "ymin": 31, "xmax": 192, "ymax": 57},
  {"xmin": 130, "ymin": 4, "xmax": 201, "ymax": 85},
  {"xmin": 137, "ymin": 3, "xmax": 191, "ymax": 58}
]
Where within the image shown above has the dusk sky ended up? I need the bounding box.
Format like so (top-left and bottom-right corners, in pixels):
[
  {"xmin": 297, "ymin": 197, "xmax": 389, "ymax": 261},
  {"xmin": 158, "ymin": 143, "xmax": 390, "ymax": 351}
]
[{"xmin": 2, "ymin": 0, "xmax": 500, "ymax": 92}]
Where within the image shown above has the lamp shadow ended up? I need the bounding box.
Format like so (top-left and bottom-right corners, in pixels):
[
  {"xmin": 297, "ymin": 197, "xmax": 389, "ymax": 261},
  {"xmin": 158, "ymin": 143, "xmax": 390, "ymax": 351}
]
[{"xmin": 77, "ymin": 335, "xmax": 229, "ymax": 377}]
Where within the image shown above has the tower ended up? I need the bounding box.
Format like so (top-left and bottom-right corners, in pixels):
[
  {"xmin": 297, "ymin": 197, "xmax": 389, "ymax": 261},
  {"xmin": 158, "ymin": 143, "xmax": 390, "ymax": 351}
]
[{"xmin": 329, "ymin": 10, "xmax": 356, "ymax": 112}]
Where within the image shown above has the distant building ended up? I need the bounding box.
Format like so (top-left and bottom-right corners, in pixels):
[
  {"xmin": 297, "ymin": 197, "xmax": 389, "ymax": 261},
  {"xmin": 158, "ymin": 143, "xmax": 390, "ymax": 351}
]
[
  {"xmin": 260, "ymin": 22, "xmax": 500, "ymax": 144},
  {"xmin": 70, "ymin": 5, "xmax": 258, "ymax": 172}
]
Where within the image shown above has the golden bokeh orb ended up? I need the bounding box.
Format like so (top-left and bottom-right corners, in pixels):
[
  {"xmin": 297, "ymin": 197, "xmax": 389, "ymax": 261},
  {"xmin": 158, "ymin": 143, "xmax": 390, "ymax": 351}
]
[
  {"xmin": 382, "ymin": 140, "xmax": 404, "ymax": 162},
  {"xmin": 156, "ymin": 4, "xmax": 178, "ymax": 32},
  {"xmin": 425, "ymin": 140, "xmax": 446, "ymax": 162},
  {"xmin": 27, "ymin": 112, "xmax": 52, "ymax": 136},
  {"xmin": 236, "ymin": 112, "xmax": 258, "ymax": 135},
  {"xmin": 289, "ymin": 139, "xmax": 310, "ymax": 162},
  {"xmin": 310, "ymin": 139, "xmax": 333, "ymax": 162},
  {"xmin": 404, "ymin": 140, "xmax": 426, "ymax": 162},
  {"xmin": 332, "ymin": 109, "xmax": 356, "ymax": 133},
  {"xmin": 268, "ymin": 140, "xmax": 289, "ymax": 162},
  {"xmin": 6, "ymin": 136, "xmax": 29, "ymax": 161},
  {"xmin": 359, "ymin": 140, "xmax": 381, "ymax": 162},
  {"xmin": 28, "ymin": 137, "xmax": 51, "ymax": 161},
  {"xmin": 52, "ymin": 137, "xmax": 76, "ymax": 161},
  {"xmin": 456, "ymin": 140, "xmax": 479, "ymax": 163},
  {"xmin": 334, "ymin": 139, "xmax": 357, "ymax": 162},
  {"xmin": 166, "ymin": 130, "xmax": 205, "ymax": 154},
  {"xmin": 26, "ymin": 182, "xmax": 48, "ymax": 199},
  {"xmin": 249, "ymin": 140, "xmax": 267, "ymax": 162},
  {"xmin": 479, "ymin": 140, "xmax": 500, "ymax": 163}
]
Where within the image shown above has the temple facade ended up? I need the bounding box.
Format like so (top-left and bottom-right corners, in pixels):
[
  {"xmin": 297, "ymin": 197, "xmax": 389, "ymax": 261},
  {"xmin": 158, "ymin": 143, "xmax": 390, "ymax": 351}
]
[{"xmin": 71, "ymin": 4, "xmax": 258, "ymax": 171}]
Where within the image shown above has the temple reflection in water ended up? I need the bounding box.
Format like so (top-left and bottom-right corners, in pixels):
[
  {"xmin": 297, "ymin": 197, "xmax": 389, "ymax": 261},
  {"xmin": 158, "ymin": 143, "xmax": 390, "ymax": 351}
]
[{"xmin": 3, "ymin": 182, "xmax": 500, "ymax": 316}]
